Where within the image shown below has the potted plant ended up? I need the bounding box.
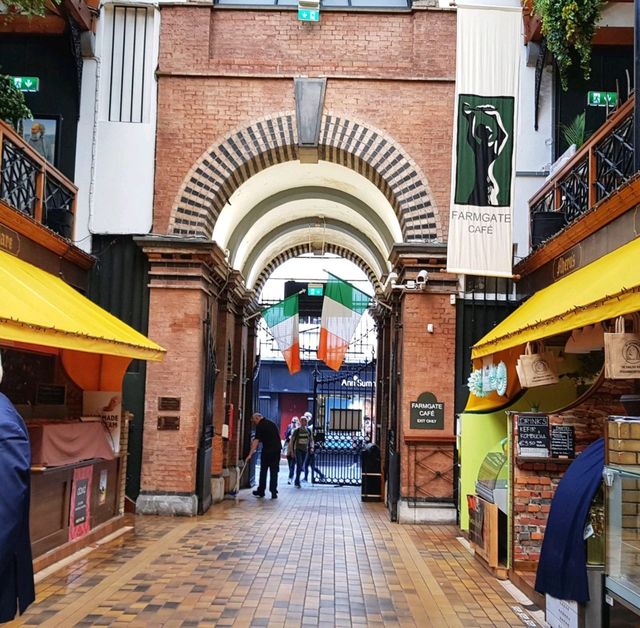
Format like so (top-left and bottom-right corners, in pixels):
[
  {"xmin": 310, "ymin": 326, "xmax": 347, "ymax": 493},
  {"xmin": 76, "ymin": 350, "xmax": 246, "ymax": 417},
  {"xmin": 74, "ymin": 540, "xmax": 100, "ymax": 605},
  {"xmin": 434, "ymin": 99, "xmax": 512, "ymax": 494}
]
[{"xmin": 532, "ymin": 0, "xmax": 605, "ymax": 90}]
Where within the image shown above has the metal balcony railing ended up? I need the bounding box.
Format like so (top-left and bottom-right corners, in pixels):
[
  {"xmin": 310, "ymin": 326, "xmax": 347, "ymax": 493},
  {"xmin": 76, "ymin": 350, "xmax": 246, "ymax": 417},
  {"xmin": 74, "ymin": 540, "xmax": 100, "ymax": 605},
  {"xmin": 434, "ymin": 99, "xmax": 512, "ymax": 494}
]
[
  {"xmin": 529, "ymin": 97, "xmax": 635, "ymax": 249},
  {"xmin": 0, "ymin": 119, "xmax": 77, "ymax": 240}
]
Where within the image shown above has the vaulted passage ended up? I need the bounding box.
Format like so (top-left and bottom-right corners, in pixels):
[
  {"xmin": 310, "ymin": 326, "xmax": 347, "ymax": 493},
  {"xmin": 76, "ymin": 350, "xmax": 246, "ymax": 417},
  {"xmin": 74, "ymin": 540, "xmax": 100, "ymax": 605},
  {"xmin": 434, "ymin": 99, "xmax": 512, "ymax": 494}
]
[{"xmin": 170, "ymin": 112, "xmax": 442, "ymax": 247}]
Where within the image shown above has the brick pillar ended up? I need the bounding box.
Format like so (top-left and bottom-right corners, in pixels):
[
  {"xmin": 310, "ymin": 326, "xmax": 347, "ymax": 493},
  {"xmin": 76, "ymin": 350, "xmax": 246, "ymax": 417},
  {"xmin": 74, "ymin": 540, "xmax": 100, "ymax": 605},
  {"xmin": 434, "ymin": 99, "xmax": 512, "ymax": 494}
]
[
  {"xmin": 390, "ymin": 243, "xmax": 459, "ymax": 523},
  {"xmin": 134, "ymin": 238, "xmax": 230, "ymax": 516},
  {"xmin": 213, "ymin": 273, "xmax": 252, "ymax": 494}
]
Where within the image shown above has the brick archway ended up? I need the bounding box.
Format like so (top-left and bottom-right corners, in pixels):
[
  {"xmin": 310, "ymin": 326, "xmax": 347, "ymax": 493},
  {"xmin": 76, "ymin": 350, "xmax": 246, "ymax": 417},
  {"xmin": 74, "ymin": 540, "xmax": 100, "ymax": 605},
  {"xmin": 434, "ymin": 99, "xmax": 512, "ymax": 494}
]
[
  {"xmin": 253, "ymin": 243, "xmax": 382, "ymax": 297},
  {"xmin": 170, "ymin": 112, "xmax": 442, "ymax": 243}
]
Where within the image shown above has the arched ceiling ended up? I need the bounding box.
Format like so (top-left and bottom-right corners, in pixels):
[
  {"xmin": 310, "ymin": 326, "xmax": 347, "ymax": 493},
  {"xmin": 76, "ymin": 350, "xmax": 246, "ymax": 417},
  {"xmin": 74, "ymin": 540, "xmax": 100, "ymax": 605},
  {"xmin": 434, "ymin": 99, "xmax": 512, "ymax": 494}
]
[
  {"xmin": 211, "ymin": 160, "xmax": 401, "ymax": 290},
  {"xmin": 244, "ymin": 228, "xmax": 386, "ymax": 291}
]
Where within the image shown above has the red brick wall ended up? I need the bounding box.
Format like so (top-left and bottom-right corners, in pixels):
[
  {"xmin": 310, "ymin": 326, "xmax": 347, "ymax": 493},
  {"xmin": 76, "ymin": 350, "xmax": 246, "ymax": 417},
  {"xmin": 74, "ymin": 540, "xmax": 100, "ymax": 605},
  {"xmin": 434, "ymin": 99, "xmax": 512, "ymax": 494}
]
[
  {"xmin": 158, "ymin": 8, "xmax": 456, "ymax": 78},
  {"xmin": 512, "ymin": 378, "xmax": 634, "ymax": 566},
  {"xmin": 153, "ymin": 7, "xmax": 456, "ymax": 235},
  {"xmin": 399, "ymin": 291, "xmax": 457, "ymax": 499},
  {"xmin": 142, "ymin": 286, "xmax": 206, "ymax": 493}
]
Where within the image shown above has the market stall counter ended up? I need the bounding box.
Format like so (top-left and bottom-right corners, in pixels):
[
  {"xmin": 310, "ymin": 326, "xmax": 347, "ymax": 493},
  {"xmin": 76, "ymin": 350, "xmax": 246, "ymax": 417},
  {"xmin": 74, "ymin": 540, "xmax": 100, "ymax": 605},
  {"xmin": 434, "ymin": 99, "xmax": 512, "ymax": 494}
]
[
  {"xmin": 19, "ymin": 417, "xmax": 119, "ymax": 558},
  {"xmin": 28, "ymin": 420, "xmax": 115, "ymax": 467}
]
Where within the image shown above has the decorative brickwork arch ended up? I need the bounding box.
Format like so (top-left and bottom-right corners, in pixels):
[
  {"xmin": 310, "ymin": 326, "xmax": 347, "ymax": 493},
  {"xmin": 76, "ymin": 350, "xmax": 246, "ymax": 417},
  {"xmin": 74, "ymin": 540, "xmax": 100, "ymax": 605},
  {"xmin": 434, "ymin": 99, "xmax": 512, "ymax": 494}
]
[
  {"xmin": 253, "ymin": 244, "xmax": 381, "ymax": 297},
  {"xmin": 170, "ymin": 112, "xmax": 442, "ymax": 243}
]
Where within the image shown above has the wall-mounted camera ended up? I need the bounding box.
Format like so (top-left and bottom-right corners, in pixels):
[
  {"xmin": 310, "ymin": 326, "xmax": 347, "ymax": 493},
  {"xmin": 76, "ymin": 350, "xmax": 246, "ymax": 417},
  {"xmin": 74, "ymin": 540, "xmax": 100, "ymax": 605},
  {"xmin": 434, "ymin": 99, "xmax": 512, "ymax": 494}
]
[{"xmin": 416, "ymin": 269, "xmax": 429, "ymax": 285}]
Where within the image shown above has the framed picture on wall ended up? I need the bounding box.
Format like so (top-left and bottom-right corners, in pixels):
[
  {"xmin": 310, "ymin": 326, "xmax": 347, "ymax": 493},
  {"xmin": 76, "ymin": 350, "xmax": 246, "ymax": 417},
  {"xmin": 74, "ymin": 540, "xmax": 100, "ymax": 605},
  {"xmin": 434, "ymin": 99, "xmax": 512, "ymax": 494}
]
[{"xmin": 20, "ymin": 115, "xmax": 61, "ymax": 166}]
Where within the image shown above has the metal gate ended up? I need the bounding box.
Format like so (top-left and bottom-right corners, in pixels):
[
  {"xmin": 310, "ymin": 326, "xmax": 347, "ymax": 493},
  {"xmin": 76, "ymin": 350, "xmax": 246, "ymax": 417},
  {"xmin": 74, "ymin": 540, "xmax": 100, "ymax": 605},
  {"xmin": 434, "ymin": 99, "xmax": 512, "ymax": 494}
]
[{"xmin": 312, "ymin": 361, "xmax": 376, "ymax": 486}]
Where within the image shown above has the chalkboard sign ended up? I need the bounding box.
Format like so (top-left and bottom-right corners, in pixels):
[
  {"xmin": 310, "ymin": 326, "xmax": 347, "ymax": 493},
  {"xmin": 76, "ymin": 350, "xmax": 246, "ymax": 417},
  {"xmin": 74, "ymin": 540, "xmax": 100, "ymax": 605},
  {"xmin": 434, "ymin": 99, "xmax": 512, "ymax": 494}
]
[
  {"xmin": 550, "ymin": 425, "xmax": 575, "ymax": 459},
  {"xmin": 516, "ymin": 414, "xmax": 550, "ymax": 458},
  {"xmin": 36, "ymin": 383, "xmax": 66, "ymax": 405}
]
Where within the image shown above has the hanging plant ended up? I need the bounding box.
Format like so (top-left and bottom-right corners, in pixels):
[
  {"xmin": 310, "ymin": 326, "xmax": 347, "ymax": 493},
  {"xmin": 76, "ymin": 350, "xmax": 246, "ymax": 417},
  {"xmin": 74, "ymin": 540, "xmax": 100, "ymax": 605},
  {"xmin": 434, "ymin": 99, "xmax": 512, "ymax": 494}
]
[
  {"xmin": 0, "ymin": 74, "xmax": 32, "ymax": 131},
  {"xmin": 533, "ymin": 0, "xmax": 605, "ymax": 90}
]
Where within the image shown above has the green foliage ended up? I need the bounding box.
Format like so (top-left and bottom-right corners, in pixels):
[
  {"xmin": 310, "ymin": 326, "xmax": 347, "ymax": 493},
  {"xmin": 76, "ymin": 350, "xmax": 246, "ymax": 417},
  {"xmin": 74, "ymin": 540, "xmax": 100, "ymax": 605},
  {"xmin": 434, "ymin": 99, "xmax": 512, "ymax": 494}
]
[
  {"xmin": 561, "ymin": 111, "xmax": 586, "ymax": 148},
  {"xmin": 533, "ymin": 0, "xmax": 605, "ymax": 90},
  {"xmin": 0, "ymin": 74, "xmax": 32, "ymax": 130},
  {"xmin": 3, "ymin": 0, "xmax": 57, "ymax": 17}
]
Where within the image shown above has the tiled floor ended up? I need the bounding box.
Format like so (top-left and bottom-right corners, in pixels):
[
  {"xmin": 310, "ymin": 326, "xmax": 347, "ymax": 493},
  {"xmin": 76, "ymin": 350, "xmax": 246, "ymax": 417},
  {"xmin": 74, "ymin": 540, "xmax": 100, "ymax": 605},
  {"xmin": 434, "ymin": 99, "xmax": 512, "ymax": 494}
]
[{"xmin": 9, "ymin": 468, "xmax": 541, "ymax": 627}]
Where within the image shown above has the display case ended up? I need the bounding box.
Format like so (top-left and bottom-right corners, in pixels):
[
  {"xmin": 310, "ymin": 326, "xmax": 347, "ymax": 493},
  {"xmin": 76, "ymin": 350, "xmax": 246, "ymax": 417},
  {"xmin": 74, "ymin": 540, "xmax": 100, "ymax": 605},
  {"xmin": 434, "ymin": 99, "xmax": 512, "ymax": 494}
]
[{"xmin": 604, "ymin": 465, "xmax": 640, "ymax": 621}]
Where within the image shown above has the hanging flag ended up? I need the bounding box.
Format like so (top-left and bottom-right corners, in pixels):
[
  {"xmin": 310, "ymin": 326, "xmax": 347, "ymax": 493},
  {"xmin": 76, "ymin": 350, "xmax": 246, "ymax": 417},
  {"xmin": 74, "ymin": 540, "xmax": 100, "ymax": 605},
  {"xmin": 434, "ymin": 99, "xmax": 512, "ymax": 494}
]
[
  {"xmin": 262, "ymin": 294, "xmax": 301, "ymax": 374},
  {"xmin": 446, "ymin": 3, "xmax": 522, "ymax": 277},
  {"xmin": 318, "ymin": 274, "xmax": 370, "ymax": 371}
]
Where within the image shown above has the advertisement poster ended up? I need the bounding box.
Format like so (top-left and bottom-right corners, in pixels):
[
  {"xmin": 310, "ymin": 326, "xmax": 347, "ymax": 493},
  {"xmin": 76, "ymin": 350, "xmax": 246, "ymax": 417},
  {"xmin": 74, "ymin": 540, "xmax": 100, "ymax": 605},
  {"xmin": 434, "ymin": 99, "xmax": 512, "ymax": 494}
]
[
  {"xmin": 98, "ymin": 469, "xmax": 108, "ymax": 505},
  {"xmin": 69, "ymin": 465, "xmax": 92, "ymax": 540},
  {"xmin": 83, "ymin": 391, "xmax": 122, "ymax": 453}
]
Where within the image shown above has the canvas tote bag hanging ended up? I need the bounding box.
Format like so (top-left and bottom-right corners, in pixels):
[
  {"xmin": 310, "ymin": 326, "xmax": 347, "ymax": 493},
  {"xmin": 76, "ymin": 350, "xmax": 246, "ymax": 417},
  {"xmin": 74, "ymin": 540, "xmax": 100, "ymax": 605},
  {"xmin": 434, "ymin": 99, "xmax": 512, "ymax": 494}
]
[
  {"xmin": 517, "ymin": 341, "xmax": 559, "ymax": 388},
  {"xmin": 604, "ymin": 313, "xmax": 640, "ymax": 379}
]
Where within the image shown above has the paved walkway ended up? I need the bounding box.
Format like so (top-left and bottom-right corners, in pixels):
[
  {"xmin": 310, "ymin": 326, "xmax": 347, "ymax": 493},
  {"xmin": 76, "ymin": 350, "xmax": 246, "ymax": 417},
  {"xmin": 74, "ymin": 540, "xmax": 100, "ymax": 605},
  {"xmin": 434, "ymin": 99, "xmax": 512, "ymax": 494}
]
[{"xmin": 10, "ymin": 468, "xmax": 541, "ymax": 627}]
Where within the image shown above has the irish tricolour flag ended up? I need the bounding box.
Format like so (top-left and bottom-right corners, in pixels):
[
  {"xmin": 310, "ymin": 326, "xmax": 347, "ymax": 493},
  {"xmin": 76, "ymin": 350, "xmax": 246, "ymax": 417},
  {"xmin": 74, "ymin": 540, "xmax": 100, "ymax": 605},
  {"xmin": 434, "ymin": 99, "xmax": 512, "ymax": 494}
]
[
  {"xmin": 262, "ymin": 294, "xmax": 301, "ymax": 374},
  {"xmin": 318, "ymin": 274, "xmax": 370, "ymax": 371}
]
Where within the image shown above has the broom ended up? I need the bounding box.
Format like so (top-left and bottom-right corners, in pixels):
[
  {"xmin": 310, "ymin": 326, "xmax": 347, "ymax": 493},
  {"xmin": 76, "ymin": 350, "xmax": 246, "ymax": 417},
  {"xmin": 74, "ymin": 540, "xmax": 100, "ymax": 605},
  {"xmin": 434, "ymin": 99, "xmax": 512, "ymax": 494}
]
[{"xmin": 229, "ymin": 459, "xmax": 250, "ymax": 501}]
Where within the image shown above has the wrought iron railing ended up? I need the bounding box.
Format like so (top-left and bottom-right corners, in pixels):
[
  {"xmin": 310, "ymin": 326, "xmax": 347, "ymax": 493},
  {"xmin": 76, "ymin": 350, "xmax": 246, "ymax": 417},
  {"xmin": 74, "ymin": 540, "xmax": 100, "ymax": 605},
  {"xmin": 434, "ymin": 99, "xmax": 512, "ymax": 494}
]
[
  {"xmin": 0, "ymin": 120, "xmax": 77, "ymax": 240},
  {"xmin": 529, "ymin": 97, "xmax": 635, "ymax": 249}
]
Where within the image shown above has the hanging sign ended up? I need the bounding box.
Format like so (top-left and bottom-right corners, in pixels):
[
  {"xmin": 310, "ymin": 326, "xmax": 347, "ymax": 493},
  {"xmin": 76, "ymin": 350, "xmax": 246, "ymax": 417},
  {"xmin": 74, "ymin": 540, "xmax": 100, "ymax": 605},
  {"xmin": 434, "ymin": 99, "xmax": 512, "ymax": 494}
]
[
  {"xmin": 446, "ymin": 5, "xmax": 521, "ymax": 277},
  {"xmin": 516, "ymin": 414, "xmax": 550, "ymax": 458},
  {"xmin": 410, "ymin": 392, "xmax": 445, "ymax": 429},
  {"xmin": 69, "ymin": 465, "xmax": 92, "ymax": 540}
]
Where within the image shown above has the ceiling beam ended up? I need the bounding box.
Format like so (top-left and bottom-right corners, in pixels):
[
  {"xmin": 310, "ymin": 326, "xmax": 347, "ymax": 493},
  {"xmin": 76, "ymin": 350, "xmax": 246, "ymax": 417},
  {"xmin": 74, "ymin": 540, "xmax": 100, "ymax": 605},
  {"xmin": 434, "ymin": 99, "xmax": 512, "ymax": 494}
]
[{"xmin": 63, "ymin": 0, "xmax": 92, "ymax": 31}]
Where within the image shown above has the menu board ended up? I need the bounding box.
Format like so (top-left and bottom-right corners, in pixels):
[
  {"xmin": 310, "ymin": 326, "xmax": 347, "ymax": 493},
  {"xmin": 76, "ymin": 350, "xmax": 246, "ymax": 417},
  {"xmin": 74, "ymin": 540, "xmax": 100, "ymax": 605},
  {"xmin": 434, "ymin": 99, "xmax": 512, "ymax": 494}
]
[
  {"xmin": 550, "ymin": 425, "xmax": 575, "ymax": 459},
  {"xmin": 516, "ymin": 414, "xmax": 550, "ymax": 458}
]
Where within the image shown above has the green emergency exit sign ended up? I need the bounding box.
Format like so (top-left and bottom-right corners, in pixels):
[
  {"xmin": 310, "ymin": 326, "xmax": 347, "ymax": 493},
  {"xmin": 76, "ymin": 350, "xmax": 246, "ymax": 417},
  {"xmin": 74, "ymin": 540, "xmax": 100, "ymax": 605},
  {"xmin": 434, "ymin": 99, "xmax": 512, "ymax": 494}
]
[
  {"xmin": 12, "ymin": 76, "xmax": 40, "ymax": 92},
  {"xmin": 587, "ymin": 91, "xmax": 617, "ymax": 107},
  {"xmin": 307, "ymin": 283, "xmax": 323, "ymax": 296},
  {"xmin": 298, "ymin": 7, "xmax": 319, "ymax": 21}
]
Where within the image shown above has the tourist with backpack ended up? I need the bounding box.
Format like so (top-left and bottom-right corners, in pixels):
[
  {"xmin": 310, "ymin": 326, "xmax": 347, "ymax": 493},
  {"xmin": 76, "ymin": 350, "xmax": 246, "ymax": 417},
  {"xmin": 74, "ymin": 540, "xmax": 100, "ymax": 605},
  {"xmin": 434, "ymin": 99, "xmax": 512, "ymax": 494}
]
[{"xmin": 291, "ymin": 415, "xmax": 313, "ymax": 488}]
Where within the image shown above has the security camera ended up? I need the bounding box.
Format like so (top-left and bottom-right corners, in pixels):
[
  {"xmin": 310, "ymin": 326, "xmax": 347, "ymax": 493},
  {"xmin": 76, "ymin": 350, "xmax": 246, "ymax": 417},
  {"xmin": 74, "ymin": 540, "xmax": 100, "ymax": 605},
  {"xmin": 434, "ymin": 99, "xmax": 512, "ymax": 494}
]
[
  {"xmin": 416, "ymin": 269, "xmax": 429, "ymax": 284},
  {"xmin": 386, "ymin": 272, "xmax": 398, "ymax": 285}
]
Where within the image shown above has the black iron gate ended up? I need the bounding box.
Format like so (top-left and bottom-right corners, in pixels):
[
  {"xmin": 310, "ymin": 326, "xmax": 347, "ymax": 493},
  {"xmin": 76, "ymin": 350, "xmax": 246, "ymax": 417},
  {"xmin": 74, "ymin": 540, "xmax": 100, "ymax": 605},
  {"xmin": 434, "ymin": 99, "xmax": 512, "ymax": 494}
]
[{"xmin": 312, "ymin": 361, "xmax": 376, "ymax": 486}]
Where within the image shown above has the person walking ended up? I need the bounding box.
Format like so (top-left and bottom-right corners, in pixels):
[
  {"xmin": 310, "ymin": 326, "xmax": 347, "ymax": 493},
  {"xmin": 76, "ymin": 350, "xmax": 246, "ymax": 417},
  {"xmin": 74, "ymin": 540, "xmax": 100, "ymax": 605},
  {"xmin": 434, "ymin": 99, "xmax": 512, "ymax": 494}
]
[
  {"xmin": 305, "ymin": 440, "xmax": 326, "ymax": 483},
  {"xmin": 291, "ymin": 415, "xmax": 313, "ymax": 488},
  {"xmin": 246, "ymin": 413, "xmax": 281, "ymax": 499},
  {"xmin": 0, "ymin": 353, "xmax": 35, "ymax": 624},
  {"xmin": 283, "ymin": 416, "xmax": 299, "ymax": 485}
]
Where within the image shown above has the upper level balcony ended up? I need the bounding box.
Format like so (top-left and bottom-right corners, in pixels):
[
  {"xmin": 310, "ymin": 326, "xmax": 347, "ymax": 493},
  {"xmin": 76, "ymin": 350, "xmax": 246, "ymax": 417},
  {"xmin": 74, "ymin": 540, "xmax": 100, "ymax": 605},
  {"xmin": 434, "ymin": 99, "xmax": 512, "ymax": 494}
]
[
  {"xmin": 528, "ymin": 96, "xmax": 635, "ymax": 250},
  {"xmin": 0, "ymin": 119, "xmax": 77, "ymax": 241}
]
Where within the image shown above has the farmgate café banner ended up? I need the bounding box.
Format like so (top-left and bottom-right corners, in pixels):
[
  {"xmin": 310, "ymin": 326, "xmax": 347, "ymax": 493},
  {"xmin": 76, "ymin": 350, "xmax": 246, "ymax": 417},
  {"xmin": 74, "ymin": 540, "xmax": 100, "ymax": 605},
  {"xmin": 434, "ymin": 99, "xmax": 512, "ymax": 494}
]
[{"xmin": 446, "ymin": 2, "xmax": 522, "ymax": 278}]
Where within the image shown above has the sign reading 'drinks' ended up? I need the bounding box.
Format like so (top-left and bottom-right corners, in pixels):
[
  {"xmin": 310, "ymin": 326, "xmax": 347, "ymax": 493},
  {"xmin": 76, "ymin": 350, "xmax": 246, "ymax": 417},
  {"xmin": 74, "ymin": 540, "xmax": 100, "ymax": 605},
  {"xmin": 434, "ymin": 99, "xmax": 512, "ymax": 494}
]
[
  {"xmin": 516, "ymin": 414, "xmax": 550, "ymax": 458},
  {"xmin": 410, "ymin": 392, "xmax": 445, "ymax": 429}
]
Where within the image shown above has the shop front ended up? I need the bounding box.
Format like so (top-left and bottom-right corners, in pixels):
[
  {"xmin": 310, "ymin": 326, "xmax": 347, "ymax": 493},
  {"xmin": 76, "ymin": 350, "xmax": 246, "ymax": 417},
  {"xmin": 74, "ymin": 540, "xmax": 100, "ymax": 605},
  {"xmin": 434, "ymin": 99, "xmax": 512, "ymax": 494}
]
[
  {"xmin": 0, "ymin": 248, "xmax": 164, "ymax": 570},
  {"xmin": 461, "ymin": 236, "xmax": 640, "ymax": 625}
]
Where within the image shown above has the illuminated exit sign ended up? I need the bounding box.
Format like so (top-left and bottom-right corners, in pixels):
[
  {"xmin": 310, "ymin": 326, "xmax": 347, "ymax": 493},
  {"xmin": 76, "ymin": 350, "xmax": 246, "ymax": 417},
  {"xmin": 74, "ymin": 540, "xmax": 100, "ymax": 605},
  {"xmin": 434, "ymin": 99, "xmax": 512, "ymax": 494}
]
[
  {"xmin": 307, "ymin": 283, "xmax": 323, "ymax": 296},
  {"xmin": 13, "ymin": 76, "xmax": 40, "ymax": 92},
  {"xmin": 298, "ymin": 7, "xmax": 319, "ymax": 21},
  {"xmin": 587, "ymin": 91, "xmax": 617, "ymax": 107}
]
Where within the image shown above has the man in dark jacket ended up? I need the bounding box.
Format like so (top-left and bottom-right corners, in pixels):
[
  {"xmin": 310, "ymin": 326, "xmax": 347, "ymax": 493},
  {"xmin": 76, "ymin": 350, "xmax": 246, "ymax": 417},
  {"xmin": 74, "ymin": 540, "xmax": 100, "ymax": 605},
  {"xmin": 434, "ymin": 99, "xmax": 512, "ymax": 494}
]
[
  {"xmin": 246, "ymin": 413, "xmax": 281, "ymax": 499},
  {"xmin": 0, "ymin": 355, "xmax": 35, "ymax": 623}
]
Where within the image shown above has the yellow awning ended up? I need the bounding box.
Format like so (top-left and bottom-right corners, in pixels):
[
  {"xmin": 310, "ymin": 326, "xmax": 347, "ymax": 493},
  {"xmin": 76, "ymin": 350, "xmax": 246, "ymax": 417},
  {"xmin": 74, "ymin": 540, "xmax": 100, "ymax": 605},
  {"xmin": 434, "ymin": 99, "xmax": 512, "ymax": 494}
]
[
  {"xmin": 472, "ymin": 237, "xmax": 640, "ymax": 359},
  {"xmin": 0, "ymin": 250, "xmax": 165, "ymax": 361}
]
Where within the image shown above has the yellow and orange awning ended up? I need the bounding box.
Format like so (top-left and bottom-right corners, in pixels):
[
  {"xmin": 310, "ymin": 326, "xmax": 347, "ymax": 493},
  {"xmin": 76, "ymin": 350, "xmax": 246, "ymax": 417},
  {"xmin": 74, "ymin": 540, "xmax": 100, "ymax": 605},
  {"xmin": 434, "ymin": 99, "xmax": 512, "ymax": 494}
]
[
  {"xmin": 0, "ymin": 250, "xmax": 165, "ymax": 361},
  {"xmin": 472, "ymin": 237, "xmax": 640, "ymax": 360}
]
